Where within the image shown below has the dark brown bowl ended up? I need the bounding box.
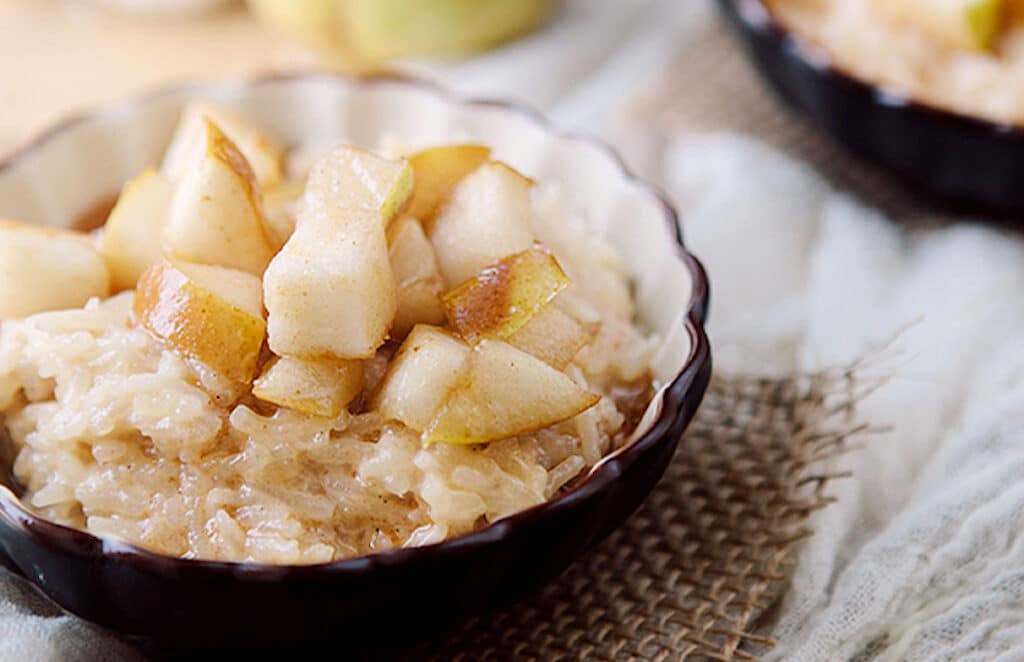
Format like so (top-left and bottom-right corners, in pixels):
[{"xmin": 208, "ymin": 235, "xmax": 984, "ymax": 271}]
[
  {"xmin": 0, "ymin": 74, "xmax": 711, "ymax": 653},
  {"xmin": 717, "ymin": 0, "xmax": 1024, "ymax": 216}
]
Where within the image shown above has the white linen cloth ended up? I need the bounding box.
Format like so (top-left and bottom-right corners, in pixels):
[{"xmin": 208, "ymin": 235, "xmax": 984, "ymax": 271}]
[
  {"xmin": 3, "ymin": 1, "xmax": 1024, "ymax": 658},
  {"xmin": 667, "ymin": 133, "xmax": 1024, "ymax": 661}
]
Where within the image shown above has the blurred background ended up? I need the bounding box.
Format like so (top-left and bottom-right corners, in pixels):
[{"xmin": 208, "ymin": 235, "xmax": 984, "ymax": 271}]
[{"xmin": 1, "ymin": 0, "xmax": 695, "ymax": 157}]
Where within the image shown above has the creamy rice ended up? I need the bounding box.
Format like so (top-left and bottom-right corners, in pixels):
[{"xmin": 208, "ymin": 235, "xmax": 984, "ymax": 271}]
[
  {"xmin": 0, "ymin": 180, "xmax": 657, "ymax": 565},
  {"xmin": 768, "ymin": 0, "xmax": 1024, "ymax": 125}
]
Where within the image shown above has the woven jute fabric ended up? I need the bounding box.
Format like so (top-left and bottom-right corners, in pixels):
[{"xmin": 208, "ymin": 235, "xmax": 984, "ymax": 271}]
[{"xmin": 392, "ymin": 368, "xmax": 873, "ymax": 661}]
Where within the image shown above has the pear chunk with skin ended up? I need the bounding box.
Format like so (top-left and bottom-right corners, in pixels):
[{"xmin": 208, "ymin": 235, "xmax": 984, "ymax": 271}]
[
  {"xmin": 99, "ymin": 168, "xmax": 174, "ymax": 291},
  {"xmin": 162, "ymin": 119, "xmax": 276, "ymax": 275},
  {"xmin": 0, "ymin": 221, "xmax": 110, "ymax": 319},
  {"xmin": 264, "ymin": 146, "xmax": 398, "ymax": 359},
  {"xmin": 443, "ymin": 247, "xmax": 570, "ymax": 343},
  {"xmin": 507, "ymin": 304, "xmax": 594, "ymax": 370},
  {"xmin": 428, "ymin": 161, "xmax": 536, "ymax": 288},
  {"xmin": 163, "ymin": 102, "xmax": 286, "ymax": 189},
  {"xmin": 253, "ymin": 356, "xmax": 364, "ymax": 418},
  {"xmin": 876, "ymin": 0, "xmax": 1004, "ymax": 51},
  {"xmin": 406, "ymin": 144, "xmax": 491, "ymax": 223},
  {"xmin": 372, "ymin": 325, "xmax": 470, "ymax": 432},
  {"xmin": 424, "ymin": 339, "xmax": 599, "ymax": 445},
  {"xmin": 388, "ymin": 216, "xmax": 446, "ymax": 339},
  {"xmin": 262, "ymin": 180, "xmax": 305, "ymax": 250},
  {"xmin": 312, "ymin": 145, "xmax": 413, "ymax": 227},
  {"xmin": 133, "ymin": 259, "xmax": 266, "ymax": 383}
]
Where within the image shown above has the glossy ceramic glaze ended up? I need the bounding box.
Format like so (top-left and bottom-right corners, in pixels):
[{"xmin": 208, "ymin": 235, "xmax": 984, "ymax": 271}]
[
  {"xmin": 718, "ymin": 0, "xmax": 1024, "ymax": 215},
  {"xmin": 0, "ymin": 73, "xmax": 711, "ymax": 652}
]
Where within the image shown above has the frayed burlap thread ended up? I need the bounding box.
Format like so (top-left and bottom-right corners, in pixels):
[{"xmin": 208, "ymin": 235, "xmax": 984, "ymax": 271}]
[{"xmin": 396, "ymin": 367, "xmax": 874, "ymax": 661}]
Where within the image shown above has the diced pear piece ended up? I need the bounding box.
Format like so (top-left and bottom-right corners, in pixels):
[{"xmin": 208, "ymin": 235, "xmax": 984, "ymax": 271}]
[
  {"xmin": 443, "ymin": 247, "xmax": 570, "ymax": 343},
  {"xmin": 99, "ymin": 168, "xmax": 174, "ymax": 291},
  {"xmin": 309, "ymin": 145, "xmax": 413, "ymax": 226},
  {"xmin": 877, "ymin": 0, "xmax": 1004, "ymax": 50},
  {"xmin": 425, "ymin": 339, "xmax": 599, "ymax": 445},
  {"xmin": 428, "ymin": 161, "xmax": 536, "ymax": 288},
  {"xmin": 162, "ymin": 119, "xmax": 276, "ymax": 275},
  {"xmin": 488, "ymin": 161, "xmax": 536, "ymax": 186},
  {"xmin": 372, "ymin": 325, "xmax": 470, "ymax": 432},
  {"xmin": 507, "ymin": 304, "xmax": 593, "ymax": 370},
  {"xmin": 133, "ymin": 259, "xmax": 266, "ymax": 383},
  {"xmin": 264, "ymin": 210, "xmax": 395, "ymax": 359},
  {"xmin": 262, "ymin": 180, "xmax": 304, "ymax": 249},
  {"xmin": 0, "ymin": 221, "xmax": 110, "ymax": 319},
  {"xmin": 406, "ymin": 144, "xmax": 491, "ymax": 223},
  {"xmin": 1009, "ymin": 0, "xmax": 1024, "ymax": 25},
  {"xmin": 264, "ymin": 147, "xmax": 398, "ymax": 359},
  {"xmin": 253, "ymin": 356, "xmax": 364, "ymax": 417},
  {"xmin": 388, "ymin": 216, "xmax": 446, "ymax": 339},
  {"xmin": 966, "ymin": 0, "xmax": 1003, "ymax": 47},
  {"xmin": 163, "ymin": 102, "xmax": 286, "ymax": 189}
]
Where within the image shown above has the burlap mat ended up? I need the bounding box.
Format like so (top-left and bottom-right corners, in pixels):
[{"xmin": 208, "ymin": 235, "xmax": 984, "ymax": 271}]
[{"xmin": 384, "ymin": 366, "xmax": 874, "ymax": 661}]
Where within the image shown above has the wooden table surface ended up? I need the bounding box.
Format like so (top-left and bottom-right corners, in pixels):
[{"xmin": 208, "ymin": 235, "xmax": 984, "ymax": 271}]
[{"xmin": 0, "ymin": 0, "xmax": 316, "ymax": 156}]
